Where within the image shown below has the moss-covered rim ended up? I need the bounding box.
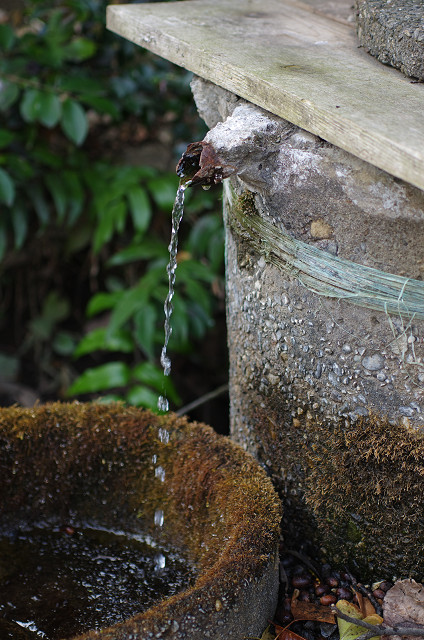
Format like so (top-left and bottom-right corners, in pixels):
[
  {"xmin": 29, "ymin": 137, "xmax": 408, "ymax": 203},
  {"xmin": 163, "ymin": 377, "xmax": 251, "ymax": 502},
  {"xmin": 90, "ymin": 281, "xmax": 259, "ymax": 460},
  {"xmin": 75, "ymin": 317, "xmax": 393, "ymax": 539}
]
[{"xmin": 0, "ymin": 402, "xmax": 281, "ymax": 639}]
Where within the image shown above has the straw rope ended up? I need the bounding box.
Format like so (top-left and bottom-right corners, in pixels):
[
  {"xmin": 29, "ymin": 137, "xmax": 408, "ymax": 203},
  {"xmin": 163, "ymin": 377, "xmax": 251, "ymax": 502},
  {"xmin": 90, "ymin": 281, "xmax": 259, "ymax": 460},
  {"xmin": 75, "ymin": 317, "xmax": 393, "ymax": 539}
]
[{"xmin": 227, "ymin": 185, "xmax": 424, "ymax": 320}]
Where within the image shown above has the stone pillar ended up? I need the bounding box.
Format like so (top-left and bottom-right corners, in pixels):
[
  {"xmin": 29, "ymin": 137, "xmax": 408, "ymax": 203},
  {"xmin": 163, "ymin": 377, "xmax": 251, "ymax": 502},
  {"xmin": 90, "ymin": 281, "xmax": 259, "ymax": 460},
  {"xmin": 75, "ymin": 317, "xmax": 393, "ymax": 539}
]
[{"xmin": 191, "ymin": 76, "xmax": 424, "ymax": 579}]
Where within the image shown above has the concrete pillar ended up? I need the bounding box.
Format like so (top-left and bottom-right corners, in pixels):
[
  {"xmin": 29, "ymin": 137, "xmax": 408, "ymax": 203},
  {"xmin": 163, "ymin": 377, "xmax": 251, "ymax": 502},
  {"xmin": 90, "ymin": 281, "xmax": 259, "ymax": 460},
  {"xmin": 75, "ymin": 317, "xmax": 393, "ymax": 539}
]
[{"xmin": 191, "ymin": 76, "xmax": 424, "ymax": 579}]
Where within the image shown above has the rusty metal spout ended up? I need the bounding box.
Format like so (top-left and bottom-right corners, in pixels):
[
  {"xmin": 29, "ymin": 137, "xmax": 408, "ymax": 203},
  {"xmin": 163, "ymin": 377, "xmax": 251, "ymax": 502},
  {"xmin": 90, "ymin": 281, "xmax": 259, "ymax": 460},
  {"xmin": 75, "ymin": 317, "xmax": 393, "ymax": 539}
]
[{"xmin": 176, "ymin": 141, "xmax": 237, "ymax": 187}]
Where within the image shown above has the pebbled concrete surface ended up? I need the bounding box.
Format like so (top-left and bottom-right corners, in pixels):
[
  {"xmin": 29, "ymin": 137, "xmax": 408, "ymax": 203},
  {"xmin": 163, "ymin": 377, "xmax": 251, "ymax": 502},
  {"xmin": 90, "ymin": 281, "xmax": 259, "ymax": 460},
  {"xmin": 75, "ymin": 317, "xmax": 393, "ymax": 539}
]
[{"xmin": 355, "ymin": 0, "xmax": 424, "ymax": 81}]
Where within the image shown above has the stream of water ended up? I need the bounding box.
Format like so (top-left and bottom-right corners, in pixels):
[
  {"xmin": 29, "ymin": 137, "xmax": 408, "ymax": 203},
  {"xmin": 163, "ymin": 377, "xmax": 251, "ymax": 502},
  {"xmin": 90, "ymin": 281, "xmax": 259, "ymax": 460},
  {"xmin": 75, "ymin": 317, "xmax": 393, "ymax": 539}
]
[
  {"xmin": 153, "ymin": 180, "xmax": 191, "ymax": 547},
  {"xmin": 157, "ymin": 180, "xmax": 190, "ymax": 412}
]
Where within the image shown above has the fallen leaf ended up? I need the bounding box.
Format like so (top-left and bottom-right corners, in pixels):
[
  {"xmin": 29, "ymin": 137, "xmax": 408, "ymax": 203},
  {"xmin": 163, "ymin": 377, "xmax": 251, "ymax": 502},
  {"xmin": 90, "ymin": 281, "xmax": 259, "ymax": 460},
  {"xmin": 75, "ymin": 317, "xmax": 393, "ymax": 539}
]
[
  {"xmin": 383, "ymin": 579, "xmax": 424, "ymax": 640},
  {"xmin": 364, "ymin": 615, "xmax": 384, "ymax": 626},
  {"xmin": 355, "ymin": 591, "xmax": 377, "ymax": 618},
  {"xmin": 336, "ymin": 600, "xmax": 363, "ymax": 620},
  {"xmin": 336, "ymin": 599, "xmax": 383, "ymax": 640},
  {"xmin": 257, "ymin": 624, "xmax": 276, "ymax": 640},
  {"xmin": 291, "ymin": 588, "xmax": 335, "ymax": 624},
  {"xmin": 275, "ymin": 624, "xmax": 308, "ymax": 640}
]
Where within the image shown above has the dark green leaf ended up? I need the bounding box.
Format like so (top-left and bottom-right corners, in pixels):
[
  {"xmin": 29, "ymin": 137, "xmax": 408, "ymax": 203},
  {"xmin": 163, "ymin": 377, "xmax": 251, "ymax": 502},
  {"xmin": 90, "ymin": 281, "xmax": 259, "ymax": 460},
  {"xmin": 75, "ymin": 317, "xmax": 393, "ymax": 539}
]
[
  {"xmin": 32, "ymin": 147, "xmax": 62, "ymax": 168},
  {"xmin": 67, "ymin": 362, "xmax": 131, "ymax": 395},
  {"xmin": 62, "ymin": 170, "xmax": 84, "ymax": 225},
  {"xmin": 61, "ymin": 99, "xmax": 88, "ymax": 146},
  {"xmin": 20, "ymin": 89, "xmax": 44, "ymax": 123},
  {"xmin": 65, "ymin": 37, "xmax": 97, "ymax": 62},
  {"xmin": 128, "ymin": 186, "xmax": 151, "ymax": 235},
  {"xmin": 11, "ymin": 201, "xmax": 28, "ymax": 249},
  {"xmin": 86, "ymin": 291, "xmax": 122, "ymax": 317},
  {"xmin": 0, "ymin": 224, "xmax": 7, "ymax": 262},
  {"xmin": 81, "ymin": 95, "xmax": 120, "ymax": 119},
  {"xmin": 147, "ymin": 174, "xmax": 179, "ymax": 210},
  {"xmin": 167, "ymin": 295, "xmax": 189, "ymax": 348},
  {"xmin": 125, "ymin": 385, "xmax": 159, "ymax": 410},
  {"xmin": 107, "ymin": 239, "xmax": 167, "ymax": 267},
  {"xmin": 0, "ymin": 168, "xmax": 15, "ymax": 206},
  {"xmin": 106, "ymin": 284, "xmax": 149, "ymax": 336},
  {"xmin": 41, "ymin": 291, "xmax": 70, "ymax": 324},
  {"xmin": 0, "ymin": 24, "xmax": 15, "ymax": 51},
  {"xmin": 57, "ymin": 76, "xmax": 104, "ymax": 96},
  {"xmin": 93, "ymin": 199, "xmax": 126, "ymax": 253},
  {"xmin": 132, "ymin": 361, "xmax": 180, "ymax": 404},
  {"xmin": 6, "ymin": 155, "xmax": 33, "ymax": 180},
  {"xmin": 0, "ymin": 129, "xmax": 15, "ymax": 148},
  {"xmin": 74, "ymin": 328, "xmax": 134, "ymax": 358},
  {"xmin": 38, "ymin": 92, "xmax": 62, "ymax": 128},
  {"xmin": 0, "ymin": 81, "xmax": 19, "ymax": 112},
  {"xmin": 30, "ymin": 292, "xmax": 70, "ymax": 341},
  {"xmin": 134, "ymin": 304, "xmax": 157, "ymax": 360},
  {"xmin": 95, "ymin": 394, "xmax": 124, "ymax": 405},
  {"xmin": 177, "ymin": 258, "xmax": 215, "ymax": 283},
  {"xmin": 185, "ymin": 279, "xmax": 212, "ymax": 315},
  {"xmin": 52, "ymin": 331, "xmax": 77, "ymax": 356}
]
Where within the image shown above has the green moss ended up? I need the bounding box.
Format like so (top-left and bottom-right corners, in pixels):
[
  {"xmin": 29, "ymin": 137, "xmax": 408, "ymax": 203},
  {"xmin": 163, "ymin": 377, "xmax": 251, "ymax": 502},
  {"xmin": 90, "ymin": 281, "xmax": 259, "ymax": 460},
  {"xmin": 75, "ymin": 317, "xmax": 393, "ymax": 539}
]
[
  {"xmin": 346, "ymin": 520, "xmax": 362, "ymax": 544},
  {"xmin": 244, "ymin": 392, "xmax": 424, "ymax": 580}
]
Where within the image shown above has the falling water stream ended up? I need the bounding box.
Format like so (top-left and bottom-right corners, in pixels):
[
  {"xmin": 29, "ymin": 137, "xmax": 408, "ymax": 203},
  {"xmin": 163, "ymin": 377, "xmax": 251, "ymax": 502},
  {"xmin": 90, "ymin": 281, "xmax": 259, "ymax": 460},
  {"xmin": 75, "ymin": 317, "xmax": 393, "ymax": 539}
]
[
  {"xmin": 154, "ymin": 180, "xmax": 191, "ymax": 553},
  {"xmin": 157, "ymin": 180, "xmax": 191, "ymax": 412}
]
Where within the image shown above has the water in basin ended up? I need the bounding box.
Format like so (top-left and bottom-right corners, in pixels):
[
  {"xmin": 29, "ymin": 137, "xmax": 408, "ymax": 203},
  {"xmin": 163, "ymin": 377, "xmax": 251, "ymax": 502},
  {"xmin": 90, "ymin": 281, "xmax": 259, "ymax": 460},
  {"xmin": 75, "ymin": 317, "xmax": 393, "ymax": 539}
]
[{"xmin": 0, "ymin": 521, "xmax": 196, "ymax": 639}]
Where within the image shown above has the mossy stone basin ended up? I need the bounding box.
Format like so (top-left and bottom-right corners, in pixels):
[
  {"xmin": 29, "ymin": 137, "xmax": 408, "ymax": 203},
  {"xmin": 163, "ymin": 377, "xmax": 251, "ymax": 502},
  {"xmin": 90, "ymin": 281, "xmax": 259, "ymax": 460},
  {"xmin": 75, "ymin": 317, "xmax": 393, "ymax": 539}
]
[{"xmin": 0, "ymin": 403, "xmax": 281, "ymax": 640}]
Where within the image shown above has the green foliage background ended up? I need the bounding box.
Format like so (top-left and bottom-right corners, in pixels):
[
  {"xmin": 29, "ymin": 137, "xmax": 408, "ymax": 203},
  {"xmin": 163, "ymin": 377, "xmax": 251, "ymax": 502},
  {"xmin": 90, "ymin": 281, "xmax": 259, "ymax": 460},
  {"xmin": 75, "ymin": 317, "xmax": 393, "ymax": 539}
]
[{"xmin": 0, "ymin": 0, "xmax": 225, "ymax": 410}]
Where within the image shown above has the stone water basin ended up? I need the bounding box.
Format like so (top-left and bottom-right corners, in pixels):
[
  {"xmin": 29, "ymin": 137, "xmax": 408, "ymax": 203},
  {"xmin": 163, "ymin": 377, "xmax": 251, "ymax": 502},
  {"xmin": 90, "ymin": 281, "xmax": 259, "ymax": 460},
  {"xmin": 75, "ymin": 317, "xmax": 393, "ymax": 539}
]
[{"xmin": 0, "ymin": 403, "xmax": 281, "ymax": 640}]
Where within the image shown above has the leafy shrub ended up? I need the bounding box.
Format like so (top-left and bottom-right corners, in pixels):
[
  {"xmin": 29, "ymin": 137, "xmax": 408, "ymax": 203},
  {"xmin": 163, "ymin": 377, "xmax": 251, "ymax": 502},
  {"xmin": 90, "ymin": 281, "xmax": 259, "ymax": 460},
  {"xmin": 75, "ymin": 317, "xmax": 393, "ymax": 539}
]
[{"xmin": 0, "ymin": 0, "xmax": 224, "ymax": 409}]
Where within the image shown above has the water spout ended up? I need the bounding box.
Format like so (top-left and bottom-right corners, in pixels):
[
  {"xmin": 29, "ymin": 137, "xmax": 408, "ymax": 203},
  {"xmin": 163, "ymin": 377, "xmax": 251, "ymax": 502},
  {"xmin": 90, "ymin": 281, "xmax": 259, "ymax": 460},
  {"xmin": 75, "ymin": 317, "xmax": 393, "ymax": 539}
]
[
  {"xmin": 177, "ymin": 101, "xmax": 290, "ymax": 193},
  {"xmin": 176, "ymin": 140, "xmax": 237, "ymax": 187}
]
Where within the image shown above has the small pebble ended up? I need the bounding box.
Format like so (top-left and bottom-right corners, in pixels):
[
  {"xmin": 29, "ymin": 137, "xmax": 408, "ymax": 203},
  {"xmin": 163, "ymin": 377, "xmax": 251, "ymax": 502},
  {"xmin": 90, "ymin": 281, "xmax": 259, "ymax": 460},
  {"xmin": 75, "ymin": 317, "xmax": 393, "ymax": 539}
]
[
  {"xmin": 326, "ymin": 576, "xmax": 339, "ymax": 588},
  {"xmin": 372, "ymin": 588, "xmax": 386, "ymax": 600},
  {"xmin": 315, "ymin": 584, "xmax": 331, "ymax": 597},
  {"xmin": 336, "ymin": 587, "xmax": 353, "ymax": 600},
  {"xmin": 292, "ymin": 574, "xmax": 312, "ymax": 589}
]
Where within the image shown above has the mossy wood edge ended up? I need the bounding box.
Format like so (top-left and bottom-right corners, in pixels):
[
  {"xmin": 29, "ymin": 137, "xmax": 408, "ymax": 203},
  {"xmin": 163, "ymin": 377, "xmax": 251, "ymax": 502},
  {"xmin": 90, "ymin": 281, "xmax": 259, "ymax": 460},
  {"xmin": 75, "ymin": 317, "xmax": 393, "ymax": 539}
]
[{"xmin": 107, "ymin": 0, "xmax": 424, "ymax": 192}]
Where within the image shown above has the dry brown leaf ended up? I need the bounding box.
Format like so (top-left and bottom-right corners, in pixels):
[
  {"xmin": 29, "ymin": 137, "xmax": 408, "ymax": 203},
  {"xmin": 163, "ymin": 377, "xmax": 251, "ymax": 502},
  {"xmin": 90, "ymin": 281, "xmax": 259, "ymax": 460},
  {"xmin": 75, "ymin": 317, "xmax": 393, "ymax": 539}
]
[
  {"xmin": 356, "ymin": 591, "xmax": 376, "ymax": 618},
  {"xmin": 383, "ymin": 579, "xmax": 424, "ymax": 640},
  {"xmin": 290, "ymin": 588, "xmax": 336, "ymax": 624},
  {"xmin": 275, "ymin": 624, "xmax": 308, "ymax": 640}
]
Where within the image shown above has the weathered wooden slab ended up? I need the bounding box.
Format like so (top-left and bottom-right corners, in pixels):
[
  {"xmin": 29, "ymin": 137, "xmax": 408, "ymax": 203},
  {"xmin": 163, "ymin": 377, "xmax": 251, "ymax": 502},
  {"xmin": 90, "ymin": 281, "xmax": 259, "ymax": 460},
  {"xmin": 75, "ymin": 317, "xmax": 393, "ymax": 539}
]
[{"xmin": 107, "ymin": 0, "xmax": 424, "ymax": 192}]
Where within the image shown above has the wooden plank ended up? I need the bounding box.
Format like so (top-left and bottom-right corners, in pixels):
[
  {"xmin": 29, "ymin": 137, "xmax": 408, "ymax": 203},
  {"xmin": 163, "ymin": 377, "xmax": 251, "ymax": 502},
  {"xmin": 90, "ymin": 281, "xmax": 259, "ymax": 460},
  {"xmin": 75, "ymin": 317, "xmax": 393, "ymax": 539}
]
[
  {"xmin": 285, "ymin": 0, "xmax": 355, "ymax": 25},
  {"xmin": 107, "ymin": 0, "xmax": 424, "ymax": 192}
]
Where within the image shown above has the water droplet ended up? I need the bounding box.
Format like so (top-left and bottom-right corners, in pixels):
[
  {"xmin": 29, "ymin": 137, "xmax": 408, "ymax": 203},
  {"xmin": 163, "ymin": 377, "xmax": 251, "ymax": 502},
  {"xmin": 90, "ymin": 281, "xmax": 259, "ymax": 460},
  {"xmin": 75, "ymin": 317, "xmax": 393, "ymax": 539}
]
[
  {"xmin": 157, "ymin": 396, "xmax": 169, "ymax": 412},
  {"xmin": 154, "ymin": 553, "xmax": 166, "ymax": 570},
  {"xmin": 155, "ymin": 466, "xmax": 166, "ymax": 483},
  {"xmin": 158, "ymin": 428, "xmax": 169, "ymax": 444},
  {"xmin": 154, "ymin": 509, "xmax": 164, "ymax": 527}
]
